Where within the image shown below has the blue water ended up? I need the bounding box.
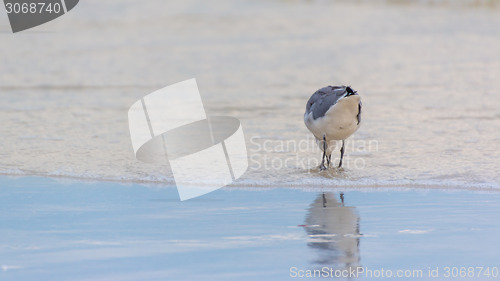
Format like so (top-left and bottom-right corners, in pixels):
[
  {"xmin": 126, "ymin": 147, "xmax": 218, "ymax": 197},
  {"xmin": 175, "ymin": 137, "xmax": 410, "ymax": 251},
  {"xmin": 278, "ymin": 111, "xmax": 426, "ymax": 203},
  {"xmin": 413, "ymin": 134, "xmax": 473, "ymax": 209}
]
[{"xmin": 1, "ymin": 177, "xmax": 499, "ymax": 281}]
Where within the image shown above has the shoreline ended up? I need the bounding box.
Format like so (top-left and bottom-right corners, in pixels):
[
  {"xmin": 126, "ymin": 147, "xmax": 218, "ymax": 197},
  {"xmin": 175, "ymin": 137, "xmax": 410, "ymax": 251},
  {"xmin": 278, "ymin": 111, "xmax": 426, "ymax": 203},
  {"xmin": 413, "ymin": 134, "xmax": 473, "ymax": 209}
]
[{"xmin": 1, "ymin": 173, "xmax": 499, "ymax": 193}]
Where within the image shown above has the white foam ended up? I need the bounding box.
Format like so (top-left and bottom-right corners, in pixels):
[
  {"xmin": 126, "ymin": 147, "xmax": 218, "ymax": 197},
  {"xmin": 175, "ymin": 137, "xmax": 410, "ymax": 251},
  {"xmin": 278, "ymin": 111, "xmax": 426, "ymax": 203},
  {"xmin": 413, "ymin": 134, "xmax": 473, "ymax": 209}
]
[
  {"xmin": 1, "ymin": 265, "xmax": 22, "ymax": 272},
  {"xmin": 399, "ymin": 229, "xmax": 434, "ymax": 234}
]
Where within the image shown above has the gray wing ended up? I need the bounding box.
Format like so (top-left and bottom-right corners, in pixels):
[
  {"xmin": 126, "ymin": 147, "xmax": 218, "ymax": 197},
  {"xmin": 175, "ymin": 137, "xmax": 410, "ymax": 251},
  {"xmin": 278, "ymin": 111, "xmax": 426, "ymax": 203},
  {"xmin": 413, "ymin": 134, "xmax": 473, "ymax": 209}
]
[{"xmin": 305, "ymin": 86, "xmax": 347, "ymax": 120}]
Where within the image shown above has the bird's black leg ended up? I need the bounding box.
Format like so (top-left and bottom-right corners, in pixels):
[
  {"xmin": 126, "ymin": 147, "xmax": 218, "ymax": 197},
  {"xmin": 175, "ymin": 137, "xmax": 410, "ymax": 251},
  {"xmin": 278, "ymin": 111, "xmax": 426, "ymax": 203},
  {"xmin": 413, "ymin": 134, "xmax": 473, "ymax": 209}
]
[
  {"xmin": 320, "ymin": 135, "xmax": 328, "ymax": 170},
  {"xmin": 338, "ymin": 140, "xmax": 345, "ymax": 168},
  {"xmin": 340, "ymin": 192, "xmax": 345, "ymax": 206},
  {"xmin": 326, "ymin": 154, "xmax": 331, "ymax": 167}
]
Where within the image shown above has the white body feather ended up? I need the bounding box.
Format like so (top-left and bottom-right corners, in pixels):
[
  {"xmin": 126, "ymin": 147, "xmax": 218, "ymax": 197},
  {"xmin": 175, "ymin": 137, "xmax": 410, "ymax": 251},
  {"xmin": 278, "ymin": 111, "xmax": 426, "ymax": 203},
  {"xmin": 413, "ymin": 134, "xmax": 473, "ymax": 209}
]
[{"xmin": 304, "ymin": 95, "xmax": 361, "ymax": 154}]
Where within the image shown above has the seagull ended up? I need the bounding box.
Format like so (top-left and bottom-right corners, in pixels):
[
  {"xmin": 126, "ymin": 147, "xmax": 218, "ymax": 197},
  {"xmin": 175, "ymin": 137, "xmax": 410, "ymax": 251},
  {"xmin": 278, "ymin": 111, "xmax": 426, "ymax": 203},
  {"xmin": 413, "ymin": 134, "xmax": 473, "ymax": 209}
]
[{"xmin": 304, "ymin": 86, "xmax": 362, "ymax": 170}]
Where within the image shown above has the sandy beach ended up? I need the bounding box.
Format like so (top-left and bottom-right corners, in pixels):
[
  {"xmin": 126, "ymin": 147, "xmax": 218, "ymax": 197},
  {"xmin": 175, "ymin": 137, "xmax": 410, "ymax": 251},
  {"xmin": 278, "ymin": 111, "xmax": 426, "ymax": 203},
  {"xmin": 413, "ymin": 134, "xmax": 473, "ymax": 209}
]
[
  {"xmin": 1, "ymin": 0, "xmax": 500, "ymax": 188},
  {"xmin": 1, "ymin": 0, "xmax": 500, "ymax": 280}
]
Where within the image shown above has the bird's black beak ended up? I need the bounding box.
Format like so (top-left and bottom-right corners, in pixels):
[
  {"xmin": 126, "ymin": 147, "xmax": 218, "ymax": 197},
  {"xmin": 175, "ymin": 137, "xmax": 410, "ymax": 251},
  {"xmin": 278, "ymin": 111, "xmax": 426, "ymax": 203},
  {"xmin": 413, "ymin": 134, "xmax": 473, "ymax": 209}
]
[{"xmin": 345, "ymin": 86, "xmax": 357, "ymax": 97}]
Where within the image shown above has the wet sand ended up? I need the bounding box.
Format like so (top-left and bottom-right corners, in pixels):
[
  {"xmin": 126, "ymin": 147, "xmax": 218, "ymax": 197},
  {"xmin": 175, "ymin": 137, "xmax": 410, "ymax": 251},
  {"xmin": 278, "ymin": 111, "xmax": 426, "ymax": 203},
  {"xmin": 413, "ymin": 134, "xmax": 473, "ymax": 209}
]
[{"xmin": 1, "ymin": 0, "xmax": 500, "ymax": 188}]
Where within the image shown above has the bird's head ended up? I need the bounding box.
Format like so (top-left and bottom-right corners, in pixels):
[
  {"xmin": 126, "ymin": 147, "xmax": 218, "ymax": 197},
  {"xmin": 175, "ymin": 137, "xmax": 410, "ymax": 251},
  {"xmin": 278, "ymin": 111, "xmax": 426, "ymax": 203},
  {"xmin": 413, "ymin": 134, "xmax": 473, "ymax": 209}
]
[{"xmin": 344, "ymin": 86, "xmax": 358, "ymax": 97}]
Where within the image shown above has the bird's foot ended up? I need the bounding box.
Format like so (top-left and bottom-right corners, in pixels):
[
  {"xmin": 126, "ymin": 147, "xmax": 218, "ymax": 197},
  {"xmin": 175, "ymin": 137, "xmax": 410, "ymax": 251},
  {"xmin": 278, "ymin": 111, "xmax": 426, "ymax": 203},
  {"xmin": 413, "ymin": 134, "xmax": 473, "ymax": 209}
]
[
  {"xmin": 335, "ymin": 166, "xmax": 346, "ymax": 174},
  {"xmin": 319, "ymin": 164, "xmax": 328, "ymax": 171}
]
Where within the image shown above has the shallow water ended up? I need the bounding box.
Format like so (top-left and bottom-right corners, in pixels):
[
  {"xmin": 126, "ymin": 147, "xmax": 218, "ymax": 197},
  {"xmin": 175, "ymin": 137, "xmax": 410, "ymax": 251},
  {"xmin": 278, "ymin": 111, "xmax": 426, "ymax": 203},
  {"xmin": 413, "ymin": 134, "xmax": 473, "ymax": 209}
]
[
  {"xmin": 1, "ymin": 0, "xmax": 500, "ymax": 189},
  {"xmin": 0, "ymin": 177, "xmax": 499, "ymax": 281}
]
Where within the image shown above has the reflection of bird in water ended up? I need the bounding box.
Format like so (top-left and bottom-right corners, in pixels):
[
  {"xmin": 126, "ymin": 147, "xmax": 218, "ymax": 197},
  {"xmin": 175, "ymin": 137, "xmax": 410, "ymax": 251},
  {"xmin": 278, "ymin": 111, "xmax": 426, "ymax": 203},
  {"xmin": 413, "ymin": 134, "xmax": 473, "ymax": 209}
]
[{"xmin": 303, "ymin": 192, "xmax": 361, "ymax": 270}]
